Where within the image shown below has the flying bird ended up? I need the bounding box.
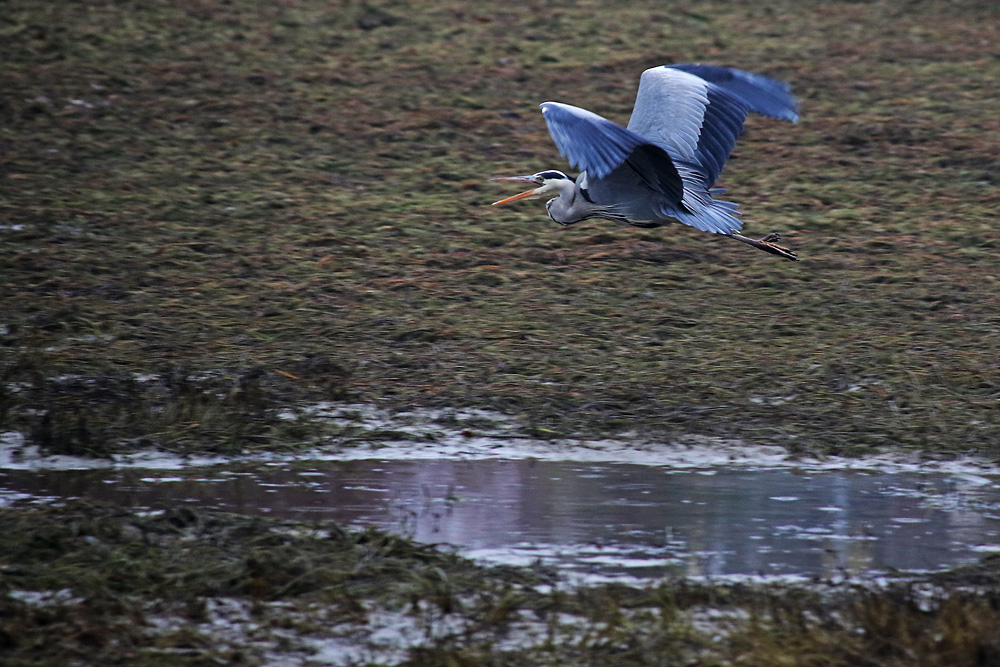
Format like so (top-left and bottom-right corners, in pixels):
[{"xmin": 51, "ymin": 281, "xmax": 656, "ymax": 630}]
[{"xmin": 492, "ymin": 63, "xmax": 800, "ymax": 261}]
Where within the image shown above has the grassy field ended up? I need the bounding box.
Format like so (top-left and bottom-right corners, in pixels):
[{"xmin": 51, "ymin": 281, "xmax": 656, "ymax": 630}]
[{"xmin": 2, "ymin": 0, "xmax": 1000, "ymax": 458}]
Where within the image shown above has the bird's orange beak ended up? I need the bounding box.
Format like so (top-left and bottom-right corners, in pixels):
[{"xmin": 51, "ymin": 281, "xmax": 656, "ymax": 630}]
[{"xmin": 489, "ymin": 175, "xmax": 543, "ymax": 206}]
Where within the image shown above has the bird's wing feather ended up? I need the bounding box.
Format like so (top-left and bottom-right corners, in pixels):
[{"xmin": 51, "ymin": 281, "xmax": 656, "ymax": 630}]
[
  {"xmin": 667, "ymin": 63, "xmax": 800, "ymax": 123},
  {"xmin": 627, "ymin": 66, "xmax": 752, "ymax": 188},
  {"xmin": 540, "ymin": 102, "xmax": 684, "ymax": 203}
]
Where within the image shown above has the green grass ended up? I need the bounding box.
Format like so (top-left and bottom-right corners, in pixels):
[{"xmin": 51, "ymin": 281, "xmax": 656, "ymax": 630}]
[{"xmin": 2, "ymin": 0, "xmax": 999, "ymax": 457}]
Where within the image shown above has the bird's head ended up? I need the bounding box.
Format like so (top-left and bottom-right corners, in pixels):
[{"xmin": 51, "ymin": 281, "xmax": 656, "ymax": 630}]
[{"xmin": 490, "ymin": 170, "xmax": 574, "ymax": 206}]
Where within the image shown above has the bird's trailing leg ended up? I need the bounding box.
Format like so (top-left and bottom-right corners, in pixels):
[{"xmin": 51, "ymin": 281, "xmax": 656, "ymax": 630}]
[{"xmin": 728, "ymin": 232, "xmax": 798, "ymax": 261}]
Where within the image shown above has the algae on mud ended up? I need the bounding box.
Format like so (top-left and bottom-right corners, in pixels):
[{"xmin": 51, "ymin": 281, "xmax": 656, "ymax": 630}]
[{"xmin": 2, "ymin": 0, "xmax": 999, "ymax": 458}]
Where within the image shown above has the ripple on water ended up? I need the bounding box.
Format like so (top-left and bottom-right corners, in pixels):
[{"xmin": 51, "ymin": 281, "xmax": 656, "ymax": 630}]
[{"xmin": 1, "ymin": 457, "xmax": 999, "ymax": 583}]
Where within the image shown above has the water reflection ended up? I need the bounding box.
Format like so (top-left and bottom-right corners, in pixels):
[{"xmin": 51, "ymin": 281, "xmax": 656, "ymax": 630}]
[{"xmin": 2, "ymin": 459, "xmax": 999, "ymax": 582}]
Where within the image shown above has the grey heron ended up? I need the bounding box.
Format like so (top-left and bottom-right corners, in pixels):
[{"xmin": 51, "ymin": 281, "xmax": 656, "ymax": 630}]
[{"xmin": 492, "ymin": 63, "xmax": 800, "ymax": 261}]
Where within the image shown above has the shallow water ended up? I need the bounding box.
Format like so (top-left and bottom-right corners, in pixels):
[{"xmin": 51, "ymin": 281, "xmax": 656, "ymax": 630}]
[{"xmin": 4, "ymin": 458, "xmax": 1000, "ymax": 583}]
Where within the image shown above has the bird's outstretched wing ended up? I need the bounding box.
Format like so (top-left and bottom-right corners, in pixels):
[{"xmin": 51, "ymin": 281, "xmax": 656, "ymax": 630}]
[
  {"xmin": 627, "ymin": 65, "xmax": 798, "ymax": 188},
  {"xmin": 627, "ymin": 66, "xmax": 749, "ymax": 189},
  {"xmin": 539, "ymin": 102, "xmax": 685, "ymax": 203},
  {"xmin": 667, "ymin": 64, "xmax": 800, "ymax": 123},
  {"xmin": 539, "ymin": 102, "xmax": 644, "ymax": 179}
]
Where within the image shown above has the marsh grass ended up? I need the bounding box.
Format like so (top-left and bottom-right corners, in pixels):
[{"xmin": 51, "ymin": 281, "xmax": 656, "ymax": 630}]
[{"xmin": 3, "ymin": 0, "xmax": 1000, "ymax": 457}]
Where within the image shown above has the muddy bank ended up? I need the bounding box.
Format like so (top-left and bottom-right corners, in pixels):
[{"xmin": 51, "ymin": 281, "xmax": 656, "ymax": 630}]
[
  {"xmin": 4, "ymin": 402, "xmax": 1000, "ymax": 474},
  {"xmin": 3, "ymin": 501, "xmax": 1000, "ymax": 666}
]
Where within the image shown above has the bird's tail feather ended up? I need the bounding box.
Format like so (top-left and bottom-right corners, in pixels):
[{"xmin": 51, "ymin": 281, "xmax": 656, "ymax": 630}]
[
  {"xmin": 662, "ymin": 176, "xmax": 743, "ymax": 234},
  {"xmin": 668, "ymin": 197, "xmax": 743, "ymax": 234}
]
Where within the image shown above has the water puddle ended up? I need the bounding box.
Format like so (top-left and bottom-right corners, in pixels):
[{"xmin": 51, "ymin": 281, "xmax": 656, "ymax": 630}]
[{"xmin": 3, "ymin": 458, "xmax": 1000, "ymax": 584}]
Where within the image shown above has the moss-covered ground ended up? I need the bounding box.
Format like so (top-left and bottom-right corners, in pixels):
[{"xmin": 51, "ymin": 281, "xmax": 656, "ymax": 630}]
[{"xmin": 3, "ymin": 0, "xmax": 1000, "ymax": 663}]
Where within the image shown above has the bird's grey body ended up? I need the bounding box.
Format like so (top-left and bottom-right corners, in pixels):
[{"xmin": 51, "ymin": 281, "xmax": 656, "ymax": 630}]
[{"xmin": 492, "ymin": 64, "xmax": 800, "ymax": 260}]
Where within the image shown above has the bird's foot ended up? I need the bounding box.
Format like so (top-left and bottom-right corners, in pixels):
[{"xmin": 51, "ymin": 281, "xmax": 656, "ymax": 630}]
[
  {"xmin": 756, "ymin": 233, "xmax": 798, "ymax": 261},
  {"xmin": 756, "ymin": 234, "xmax": 797, "ymax": 261},
  {"xmin": 730, "ymin": 232, "xmax": 799, "ymax": 262}
]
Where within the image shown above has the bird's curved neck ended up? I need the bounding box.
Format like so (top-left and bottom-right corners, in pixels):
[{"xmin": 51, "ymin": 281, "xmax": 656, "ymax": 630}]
[{"xmin": 544, "ymin": 178, "xmax": 595, "ymax": 226}]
